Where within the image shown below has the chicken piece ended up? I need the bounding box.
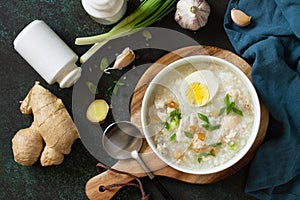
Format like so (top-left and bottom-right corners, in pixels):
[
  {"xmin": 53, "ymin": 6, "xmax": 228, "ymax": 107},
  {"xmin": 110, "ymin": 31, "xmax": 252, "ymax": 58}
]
[
  {"xmin": 173, "ymin": 148, "xmax": 185, "ymax": 160},
  {"xmin": 156, "ymin": 143, "xmax": 168, "ymax": 155},
  {"xmin": 190, "ymin": 132, "xmax": 208, "ymax": 151},
  {"xmin": 243, "ymin": 98, "xmax": 252, "ymax": 112},
  {"xmin": 227, "ymin": 89, "xmax": 240, "ymax": 100},
  {"xmin": 153, "ymin": 87, "xmax": 178, "ymax": 122},
  {"xmin": 156, "ymin": 109, "xmax": 168, "ymax": 122},
  {"xmin": 154, "ymin": 87, "xmax": 175, "ymax": 110},
  {"xmin": 219, "ymin": 115, "xmax": 241, "ymax": 143}
]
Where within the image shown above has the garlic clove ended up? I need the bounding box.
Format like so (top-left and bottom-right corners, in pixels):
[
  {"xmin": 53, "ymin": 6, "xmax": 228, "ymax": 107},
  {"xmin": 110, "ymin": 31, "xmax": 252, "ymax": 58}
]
[
  {"xmin": 231, "ymin": 8, "xmax": 251, "ymax": 27},
  {"xmin": 104, "ymin": 47, "xmax": 135, "ymax": 74},
  {"xmin": 113, "ymin": 47, "xmax": 135, "ymax": 70}
]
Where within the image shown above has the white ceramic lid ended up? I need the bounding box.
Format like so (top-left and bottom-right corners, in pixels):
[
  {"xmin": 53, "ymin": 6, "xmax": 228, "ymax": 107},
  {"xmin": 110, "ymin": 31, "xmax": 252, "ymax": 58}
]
[{"xmin": 82, "ymin": 0, "xmax": 124, "ymax": 18}]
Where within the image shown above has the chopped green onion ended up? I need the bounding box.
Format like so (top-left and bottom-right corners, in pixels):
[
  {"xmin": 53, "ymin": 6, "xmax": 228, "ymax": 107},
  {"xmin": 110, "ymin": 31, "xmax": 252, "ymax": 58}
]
[
  {"xmin": 225, "ymin": 94, "xmax": 231, "ymax": 112},
  {"xmin": 184, "ymin": 131, "xmax": 193, "ymax": 139},
  {"xmin": 223, "ymin": 93, "xmax": 244, "ymax": 116},
  {"xmin": 224, "ymin": 94, "xmax": 235, "ymax": 114},
  {"xmin": 164, "ymin": 122, "xmax": 170, "ymax": 130},
  {"xmin": 227, "ymin": 141, "xmax": 237, "ymax": 150},
  {"xmin": 170, "ymin": 109, "xmax": 180, "ymax": 118},
  {"xmin": 164, "ymin": 109, "xmax": 181, "ymax": 131},
  {"xmin": 171, "ymin": 115, "xmax": 180, "ymax": 124},
  {"xmin": 198, "ymin": 113, "xmax": 220, "ymax": 131},
  {"xmin": 198, "ymin": 113, "xmax": 209, "ymax": 124},
  {"xmin": 171, "ymin": 115, "xmax": 180, "ymax": 123},
  {"xmin": 170, "ymin": 109, "xmax": 181, "ymax": 129},
  {"xmin": 202, "ymin": 124, "xmax": 210, "ymax": 130},
  {"xmin": 210, "ymin": 142, "xmax": 222, "ymax": 147},
  {"xmin": 197, "ymin": 151, "xmax": 216, "ymax": 163},
  {"xmin": 170, "ymin": 133, "xmax": 176, "ymax": 143},
  {"xmin": 198, "ymin": 157, "xmax": 203, "ymax": 163},
  {"xmin": 210, "ymin": 124, "xmax": 221, "ymax": 131},
  {"xmin": 169, "ymin": 119, "xmax": 179, "ymax": 130},
  {"xmin": 227, "ymin": 102, "xmax": 234, "ymax": 114},
  {"xmin": 199, "ymin": 152, "xmax": 216, "ymax": 157},
  {"xmin": 233, "ymin": 107, "xmax": 243, "ymax": 116},
  {"xmin": 202, "ymin": 124, "xmax": 221, "ymax": 131}
]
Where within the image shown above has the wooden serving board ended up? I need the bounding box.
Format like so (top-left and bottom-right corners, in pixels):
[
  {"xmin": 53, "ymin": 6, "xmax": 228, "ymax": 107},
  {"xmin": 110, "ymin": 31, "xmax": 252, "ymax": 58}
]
[{"xmin": 85, "ymin": 46, "xmax": 269, "ymax": 200}]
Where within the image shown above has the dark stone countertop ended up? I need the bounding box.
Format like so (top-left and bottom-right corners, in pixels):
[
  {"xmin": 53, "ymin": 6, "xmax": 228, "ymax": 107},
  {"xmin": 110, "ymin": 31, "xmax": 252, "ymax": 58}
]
[{"xmin": 0, "ymin": 0, "xmax": 257, "ymax": 199}]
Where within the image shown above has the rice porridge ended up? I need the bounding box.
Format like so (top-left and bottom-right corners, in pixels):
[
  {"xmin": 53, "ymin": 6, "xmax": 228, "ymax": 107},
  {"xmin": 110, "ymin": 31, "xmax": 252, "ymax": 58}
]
[{"xmin": 143, "ymin": 57, "xmax": 256, "ymax": 172}]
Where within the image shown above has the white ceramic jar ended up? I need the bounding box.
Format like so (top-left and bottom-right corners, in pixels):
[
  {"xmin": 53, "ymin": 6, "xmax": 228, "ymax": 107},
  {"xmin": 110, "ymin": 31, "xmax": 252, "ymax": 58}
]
[
  {"xmin": 82, "ymin": 0, "xmax": 127, "ymax": 25},
  {"xmin": 13, "ymin": 20, "xmax": 82, "ymax": 88}
]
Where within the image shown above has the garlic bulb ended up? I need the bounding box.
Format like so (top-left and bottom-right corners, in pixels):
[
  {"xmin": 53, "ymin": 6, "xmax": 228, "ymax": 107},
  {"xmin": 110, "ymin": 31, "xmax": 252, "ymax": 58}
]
[{"xmin": 175, "ymin": 0, "xmax": 211, "ymax": 31}]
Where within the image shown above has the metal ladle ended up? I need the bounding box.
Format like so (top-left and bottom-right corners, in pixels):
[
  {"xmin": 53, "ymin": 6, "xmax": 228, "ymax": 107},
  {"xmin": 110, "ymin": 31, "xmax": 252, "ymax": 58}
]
[{"xmin": 102, "ymin": 121, "xmax": 174, "ymax": 200}]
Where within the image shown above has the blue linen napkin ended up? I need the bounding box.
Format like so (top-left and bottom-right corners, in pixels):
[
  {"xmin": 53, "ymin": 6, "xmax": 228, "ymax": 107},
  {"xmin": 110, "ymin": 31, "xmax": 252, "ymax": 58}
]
[{"xmin": 224, "ymin": 0, "xmax": 300, "ymax": 199}]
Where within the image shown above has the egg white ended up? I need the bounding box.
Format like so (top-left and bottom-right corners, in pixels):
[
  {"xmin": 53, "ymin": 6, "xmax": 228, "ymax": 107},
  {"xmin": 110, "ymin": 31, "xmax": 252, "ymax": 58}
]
[{"xmin": 180, "ymin": 70, "xmax": 219, "ymax": 107}]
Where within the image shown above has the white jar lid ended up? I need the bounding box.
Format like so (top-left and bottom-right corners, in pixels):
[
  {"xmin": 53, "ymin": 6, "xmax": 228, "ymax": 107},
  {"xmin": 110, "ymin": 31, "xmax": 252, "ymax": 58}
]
[
  {"xmin": 58, "ymin": 67, "xmax": 82, "ymax": 88},
  {"xmin": 82, "ymin": 0, "xmax": 124, "ymax": 18},
  {"xmin": 89, "ymin": 0, "xmax": 114, "ymax": 10}
]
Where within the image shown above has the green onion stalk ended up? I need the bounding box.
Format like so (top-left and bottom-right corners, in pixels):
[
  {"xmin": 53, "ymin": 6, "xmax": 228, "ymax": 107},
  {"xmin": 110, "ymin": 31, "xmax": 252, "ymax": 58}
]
[{"xmin": 76, "ymin": 0, "xmax": 177, "ymax": 63}]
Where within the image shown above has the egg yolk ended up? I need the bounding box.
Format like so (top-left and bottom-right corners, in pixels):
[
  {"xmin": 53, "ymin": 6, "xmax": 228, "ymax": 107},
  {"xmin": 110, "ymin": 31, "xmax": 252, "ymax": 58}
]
[{"xmin": 185, "ymin": 82, "xmax": 210, "ymax": 106}]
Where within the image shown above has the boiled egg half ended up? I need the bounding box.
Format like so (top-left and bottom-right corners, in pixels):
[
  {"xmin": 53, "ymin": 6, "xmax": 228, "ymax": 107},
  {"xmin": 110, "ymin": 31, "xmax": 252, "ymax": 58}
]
[{"xmin": 180, "ymin": 70, "xmax": 219, "ymax": 107}]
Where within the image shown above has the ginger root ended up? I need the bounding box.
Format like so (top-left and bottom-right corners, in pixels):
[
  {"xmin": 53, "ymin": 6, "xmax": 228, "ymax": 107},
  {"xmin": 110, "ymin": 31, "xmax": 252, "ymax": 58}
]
[{"xmin": 12, "ymin": 82, "xmax": 79, "ymax": 166}]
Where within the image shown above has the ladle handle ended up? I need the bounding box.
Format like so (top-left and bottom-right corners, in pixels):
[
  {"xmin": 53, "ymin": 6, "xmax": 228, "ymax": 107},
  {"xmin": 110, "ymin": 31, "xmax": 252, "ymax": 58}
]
[
  {"xmin": 152, "ymin": 176, "xmax": 174, "ymax": 200},
  {"xmin": 132, "ymin": 151, "xmax": 155, "ymax": 179},
  {"xmin": 132, "ymin": 150, "xmax": 174, "ymax": 200}
]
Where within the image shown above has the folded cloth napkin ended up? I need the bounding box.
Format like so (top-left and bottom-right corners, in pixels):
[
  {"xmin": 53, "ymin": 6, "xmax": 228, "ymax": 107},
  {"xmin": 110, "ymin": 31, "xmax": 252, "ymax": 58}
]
[{"xmin": 224, "ymin": 0, "xmax": 300, "ymax": 199}]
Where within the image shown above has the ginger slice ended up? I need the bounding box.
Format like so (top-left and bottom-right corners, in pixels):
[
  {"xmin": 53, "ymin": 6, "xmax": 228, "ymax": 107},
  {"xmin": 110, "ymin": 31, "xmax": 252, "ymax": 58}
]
[{"xmin": 86, "ymin": 99, "xmax": 109, "ymax": 123}]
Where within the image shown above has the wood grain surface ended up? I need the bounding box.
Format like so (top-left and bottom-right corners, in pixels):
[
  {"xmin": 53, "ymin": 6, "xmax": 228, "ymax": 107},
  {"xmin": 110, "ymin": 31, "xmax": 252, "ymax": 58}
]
[{"xmin": 85, "ymin": 46, "xmax": 269, "ymax": 200}]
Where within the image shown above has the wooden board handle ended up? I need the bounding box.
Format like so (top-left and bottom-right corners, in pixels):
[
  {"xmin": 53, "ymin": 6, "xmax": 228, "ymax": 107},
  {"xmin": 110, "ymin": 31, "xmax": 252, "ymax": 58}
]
[
  {"xmin": 85, "ymin": 155, "xmax": 167, "ymax": 200},
  {"xmin": 86, "ymin": 170, "xmax": 135, "ymax": 200}
]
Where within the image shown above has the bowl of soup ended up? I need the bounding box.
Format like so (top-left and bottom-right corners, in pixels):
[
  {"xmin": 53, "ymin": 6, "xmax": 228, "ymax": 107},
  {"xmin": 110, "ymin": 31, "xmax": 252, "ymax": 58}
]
[{"xmin": 141, "ymin": 55, "xmax": 261, "ymax": 174}]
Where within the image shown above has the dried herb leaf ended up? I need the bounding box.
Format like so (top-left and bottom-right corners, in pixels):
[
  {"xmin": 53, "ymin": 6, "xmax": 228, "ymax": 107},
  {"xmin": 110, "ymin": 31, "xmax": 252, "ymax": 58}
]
[
  {"xmin": 142, "ymin": 30, "xmax": 152, "ymax": 40},
  {"xmin": 86, "ymin": 81, "xmax": 99, "ymax": 94},
  {"xmin": 219, "ymin": 107, "xmax": 225, "ymax": 116},
  {"xmin": 113, "ymin": 86, "xmax": 118, "ymax": 95},
  {"xmin": 100, "ymin": 57, "xmax": 109, "ymax": 71}
]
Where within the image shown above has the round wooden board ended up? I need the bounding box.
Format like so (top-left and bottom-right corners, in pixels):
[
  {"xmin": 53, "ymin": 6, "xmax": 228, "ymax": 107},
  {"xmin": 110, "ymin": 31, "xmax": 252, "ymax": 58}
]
[{"xmin": 85, "ymin": 46, "xmax": 269, "ymax": 200}]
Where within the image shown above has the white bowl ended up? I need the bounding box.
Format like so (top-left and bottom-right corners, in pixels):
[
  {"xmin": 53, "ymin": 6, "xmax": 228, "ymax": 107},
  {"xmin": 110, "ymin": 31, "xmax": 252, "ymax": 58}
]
[{"xmin": 141, "ymin": 55, "xmax": 261, "ymax": 175}]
